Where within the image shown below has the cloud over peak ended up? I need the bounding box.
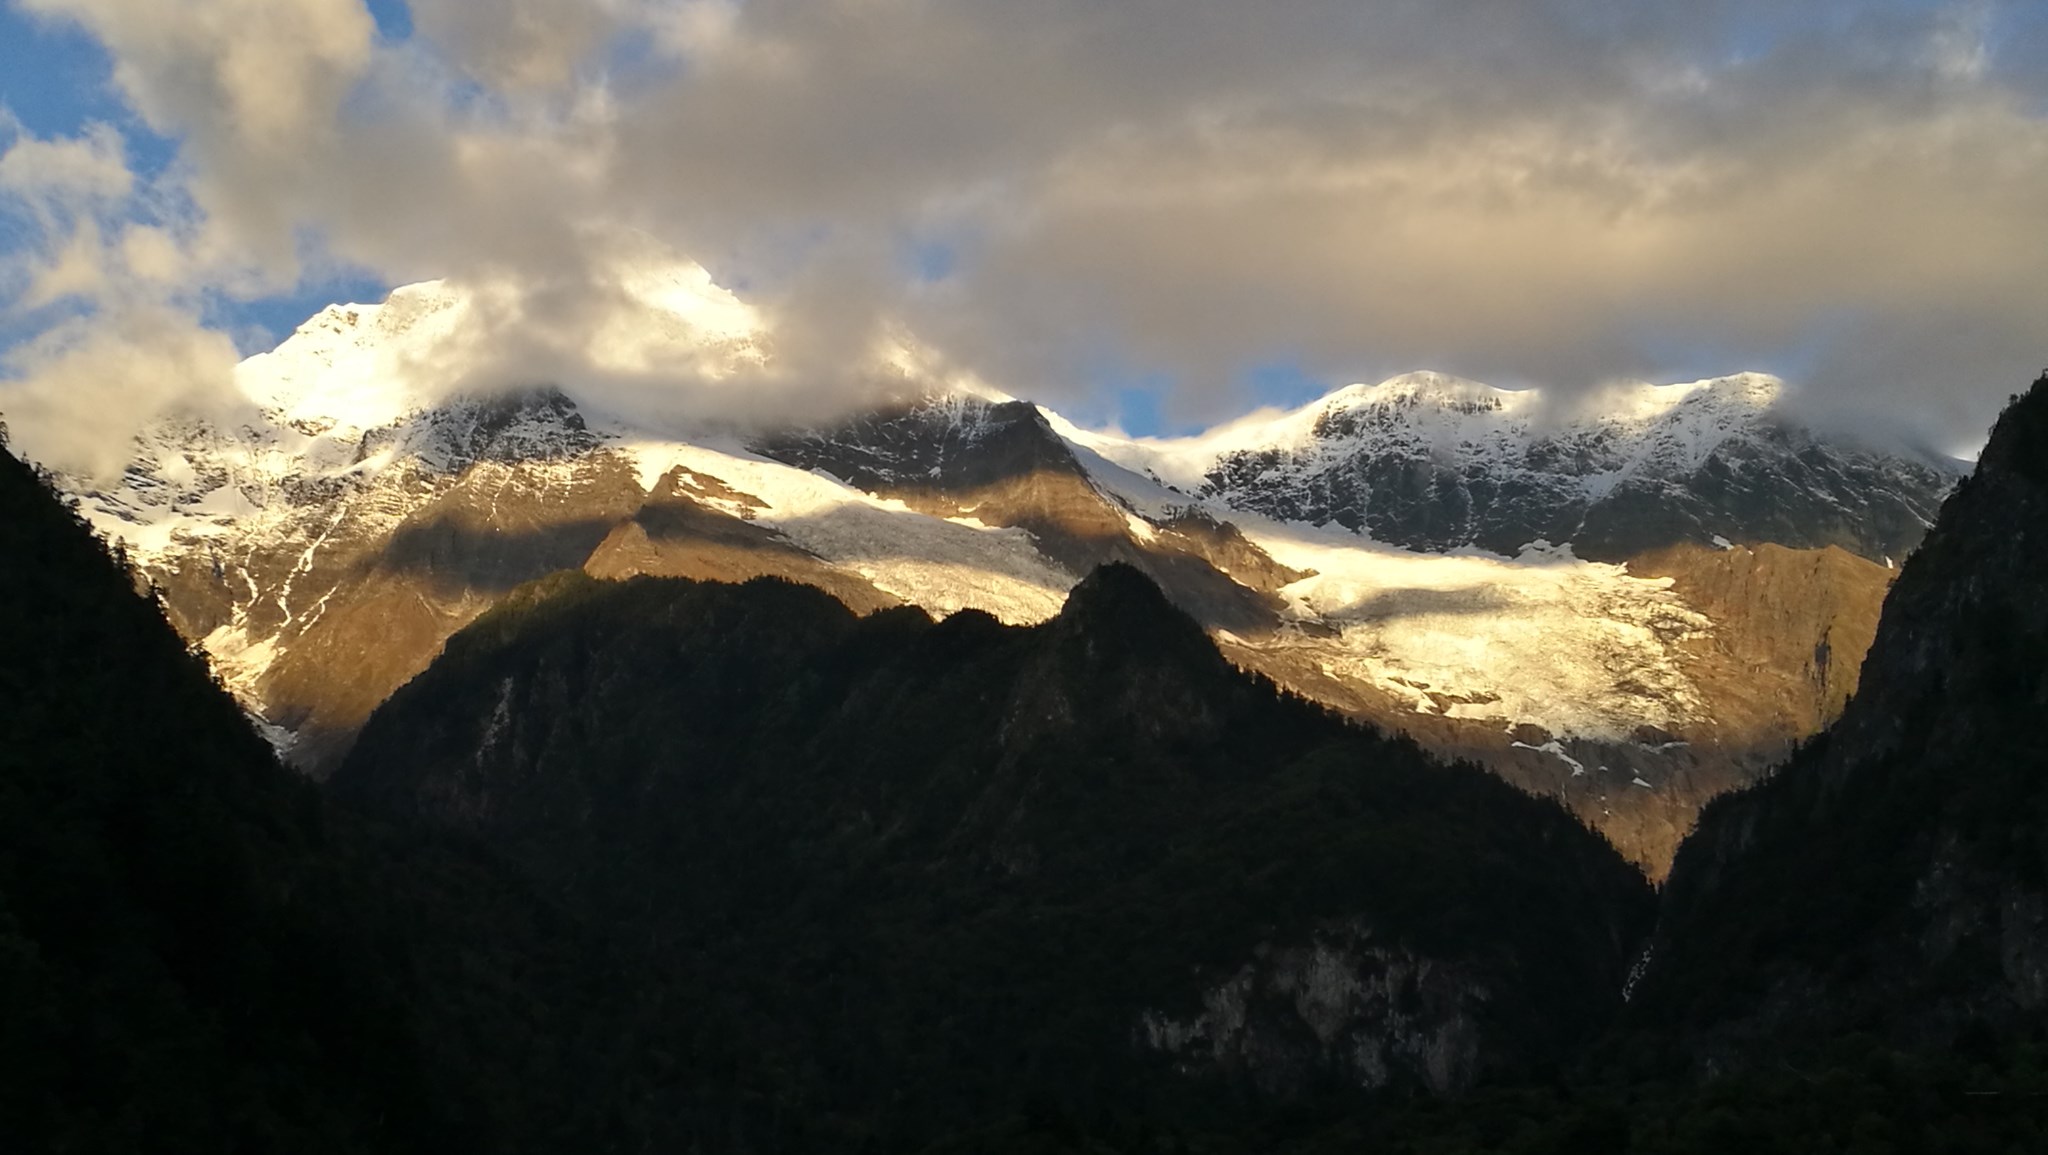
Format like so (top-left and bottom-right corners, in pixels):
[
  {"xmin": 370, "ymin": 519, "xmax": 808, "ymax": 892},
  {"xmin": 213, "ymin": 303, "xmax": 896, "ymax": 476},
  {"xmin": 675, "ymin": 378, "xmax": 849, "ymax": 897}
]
[{"xmin": 3, "ymin": 0, "xmax": 2044, "ymax": 469}]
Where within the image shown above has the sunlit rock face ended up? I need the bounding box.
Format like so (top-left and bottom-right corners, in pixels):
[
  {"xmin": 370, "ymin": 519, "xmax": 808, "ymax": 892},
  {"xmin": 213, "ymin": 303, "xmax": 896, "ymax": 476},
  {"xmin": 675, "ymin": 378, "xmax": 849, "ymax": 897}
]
[
  {"xmin": 753, "ymin": 396, "xmax": 1299, "ymax": 634},
  {"xmin": 52, "ymin": 279, "xmax": 1959, "ymax": 872},
  {"xmin": 75, "ymin": 385, "xmax": 655, "ymax": 771}
]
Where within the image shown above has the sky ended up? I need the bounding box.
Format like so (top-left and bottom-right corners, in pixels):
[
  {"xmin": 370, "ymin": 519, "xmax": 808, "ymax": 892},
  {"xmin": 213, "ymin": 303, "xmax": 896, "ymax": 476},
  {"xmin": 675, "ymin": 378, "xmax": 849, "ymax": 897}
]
[{"xmin": 1, "ymin": 0, "xmax": 2045, "ymax": 472}]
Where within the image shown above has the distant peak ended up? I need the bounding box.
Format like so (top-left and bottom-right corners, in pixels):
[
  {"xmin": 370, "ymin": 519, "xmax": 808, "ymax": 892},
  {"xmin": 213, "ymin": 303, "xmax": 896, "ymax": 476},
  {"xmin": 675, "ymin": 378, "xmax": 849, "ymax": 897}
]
[{"xmin": 235, "ymin": 260, "xmax": 763, "ymax": 435}]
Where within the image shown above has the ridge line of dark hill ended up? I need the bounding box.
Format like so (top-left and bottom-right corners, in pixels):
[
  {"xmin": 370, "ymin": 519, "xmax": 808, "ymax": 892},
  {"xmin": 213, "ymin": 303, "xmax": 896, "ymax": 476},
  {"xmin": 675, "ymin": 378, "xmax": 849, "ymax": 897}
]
[{"xmin": 331, "ymin": 559, "xmax": 1655, "ymax": 1147}]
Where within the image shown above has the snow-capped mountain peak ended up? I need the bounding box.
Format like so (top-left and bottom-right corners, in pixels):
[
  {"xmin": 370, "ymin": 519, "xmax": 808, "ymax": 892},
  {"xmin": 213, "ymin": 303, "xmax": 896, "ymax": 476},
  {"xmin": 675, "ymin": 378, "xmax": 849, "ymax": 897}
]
[
  {"xmin": 237, "ymin": 263, "xmax": 765, "ymax": 439},
  {"xmin": 44, "ymin": 278, "xmax": 1965, "ymax": 875},
  {"xmin": 237, "ymin": 280, "xmax": 468, "ymax": 434},
  {"xmin": 1061, "ymin": 368, "xmax": 1949, "ymax": 562},
  {"xmin": 1066, "ymin": 370, "xmax": 1787, "ymax": 493}
]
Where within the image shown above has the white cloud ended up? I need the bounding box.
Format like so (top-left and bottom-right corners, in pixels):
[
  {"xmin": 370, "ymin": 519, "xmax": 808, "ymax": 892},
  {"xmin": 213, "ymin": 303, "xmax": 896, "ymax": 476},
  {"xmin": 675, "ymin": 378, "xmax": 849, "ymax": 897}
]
[
  {"xmin": 20, "ymin": 0, "xmax": 374, "ymax": 149},
  {"xmin": 21, "ymin": 219, "xmax": 110, "ymax": 307},
  {"xmin": 0, "ymin": 120, "xmax": 132, "ymax": 203},
  {"xmin": 1, "ymin": 304, "xmax": 244, "ymax": 477}
]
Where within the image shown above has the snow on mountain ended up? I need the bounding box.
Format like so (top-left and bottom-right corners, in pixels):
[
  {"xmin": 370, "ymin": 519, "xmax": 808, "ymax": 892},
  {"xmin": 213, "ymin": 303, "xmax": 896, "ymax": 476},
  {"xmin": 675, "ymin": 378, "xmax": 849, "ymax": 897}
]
[
  {"xmin": 45, "ymin": 274, "xmax": 1954, "ymax": 872},
  {"xmin": 52, "ymin": 271, "xmax": 1075, "ymax": 768},
  {"xmin": 74, "ymin": 258, "xmax": 759, "ymax": 558},
  {"xmin": 240, "ymin": 262, "xmax": 763, "ymax": 435},
  {"xmin": 598, "ymin": 428, "xmax": 1071, "ymax": 622},
  {"xmin": 80, "ymin": 399, "xmax": 1072, "ymax": 642},
  {"xmin": 1232, "ymin": 522, "xmax": 1710, "ymax": 740},
  {"xmin": 1056, "ymin": 370, "xmax": 1744, "ymax": 493},
  {"xmin": 63, "ymin": 277, "xmax": 1892, "ymax": 750},
  {"xmin": 74, "ymin": 257, "xmax": 1070, "ymax": 624},
  {"xmin": 1044, "ymin": 398, "xmax": 1718, "ymax": 738},
  {"xmin": 1059, "ymin": 370, "xmax": 1958, "ymax": 562}
]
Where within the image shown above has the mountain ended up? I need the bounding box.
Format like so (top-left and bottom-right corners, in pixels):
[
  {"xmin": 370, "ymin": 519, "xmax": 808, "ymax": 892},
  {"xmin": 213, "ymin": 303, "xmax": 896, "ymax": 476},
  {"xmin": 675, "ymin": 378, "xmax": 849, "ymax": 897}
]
[
  {"xmin": 752, "ymin": 394, "xmax": 1302, "ymax": 632},
  {"xmin": 0, "ymin": 440, "xmax": 467, "ymax": 1152},
  {"xmin": 5, "ymin": 364, "xmax": 2037, "ymax": 1149},
  {"xmin": 15, "ymin": 409, "xmax": 1635, "ymax": 1149},
  {"xmin": 51, "ymin": 276, "xmax": 1959, "ymax": 873},
  {"xmin": 1634, "ymin": 370, "xmax": 2048, "ymax": 1065},
  {"xmin": 330, "ymin": 561, "xmax": 1655, "ymax": 1146},
  {"xmin": 1074, "ymin": 369, "xmax": 1956, "ymax": 563}
]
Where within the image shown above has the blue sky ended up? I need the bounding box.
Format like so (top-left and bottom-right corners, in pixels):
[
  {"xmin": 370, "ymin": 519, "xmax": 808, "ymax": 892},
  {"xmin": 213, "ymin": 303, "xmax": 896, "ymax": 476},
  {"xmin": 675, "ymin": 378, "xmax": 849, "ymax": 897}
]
[
  {"xmin": 1, "ymin": 8, "xmax": 127, "ymax": 141},
  {"xmin": 0, "ymin": 1, "xmax": 400, "ymax": 350},
  {"xmin": 3, "ymin": 0, "xmax": 2045, "ymax": 456}
]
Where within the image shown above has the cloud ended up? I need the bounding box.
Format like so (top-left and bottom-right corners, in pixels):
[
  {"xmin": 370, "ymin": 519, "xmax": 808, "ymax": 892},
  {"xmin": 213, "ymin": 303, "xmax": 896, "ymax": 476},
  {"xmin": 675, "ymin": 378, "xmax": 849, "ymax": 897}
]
[
  {"xmin": 406, "ymin": 0, "xmax": 623, "ymax": 92},
  {"xmin": 0, "ymin": 118, "xmax": 131, "ymax": 203},
  {"xmin": 3, "ymin": 0, "xmax": 2045, "ymax": 466},
  {"xmin": 1, "ymin": 303, "xmax": 243, "ymax": 477},
  {"xmin": 18, "ymin": 0, "xmax": 375, "ymax": 150}
]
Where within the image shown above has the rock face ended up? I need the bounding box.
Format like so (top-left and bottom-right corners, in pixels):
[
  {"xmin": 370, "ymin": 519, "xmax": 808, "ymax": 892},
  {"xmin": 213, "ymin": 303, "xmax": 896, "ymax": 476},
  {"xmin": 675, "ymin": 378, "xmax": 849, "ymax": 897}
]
[
  {"xmin": 1136, "ymin": 371, "xmax": 1957, "ymax": 563},
  {"xmin": 332, "ymin": 564, "xmax": 1654, "ymax": 1117},
  {"xmin": 1638, "ymin": 372, "xmax": 2048, "ymax": 1063},
  {"xmin": 581, "ymin": 465, "xmax": 902, "ymax": 614},
  {"xmin": 1139, "ymin": 920, "xmax": 1488, "ymax": 1096},
  {"xmin": 756, "ymin": 395, "xmax": 1300, "ymax": 633},
  {"xmin": 1629, "ymin": 542, "xmax": 1894, "ymax": 749},
  {"xmin": 1447, "ymin": 541, "xmax": 1895, "ymax": 877},
  {"xmin": 49, "ymin": 280, "xmax": 1960, "ymax": 871}
]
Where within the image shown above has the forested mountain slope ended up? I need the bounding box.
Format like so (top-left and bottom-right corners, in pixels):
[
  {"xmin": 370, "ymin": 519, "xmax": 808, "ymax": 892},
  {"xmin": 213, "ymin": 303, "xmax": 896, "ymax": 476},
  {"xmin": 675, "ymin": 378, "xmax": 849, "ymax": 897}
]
[
  {"xmin": 1637, "ymin": 371, "xmax": 2048, "ymax": 1063},
  {"xmin": 335, "ymin": 563, "xmax": 1655, "ymax": 1149},
  {"xmin": 0, "ymin": 442, "xmax": 463, "ymax": 1152}
]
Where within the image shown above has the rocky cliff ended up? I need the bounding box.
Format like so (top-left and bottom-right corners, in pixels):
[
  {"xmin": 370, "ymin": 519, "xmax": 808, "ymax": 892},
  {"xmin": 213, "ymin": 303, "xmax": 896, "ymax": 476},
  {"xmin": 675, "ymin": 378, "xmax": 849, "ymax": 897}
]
[{"xmin": 1136, "ymin": 371, "xmax": 1957, "ymax": 563}]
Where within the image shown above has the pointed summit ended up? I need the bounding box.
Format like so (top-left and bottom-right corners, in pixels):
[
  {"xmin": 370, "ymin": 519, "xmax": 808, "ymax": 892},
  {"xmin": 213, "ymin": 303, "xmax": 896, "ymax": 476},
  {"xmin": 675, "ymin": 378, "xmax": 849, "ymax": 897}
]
[
  {"xmin": 1055, "ymin": 560, "xmax": 1181, "ymax": 624},
  {"xmin": 1975, "ymin": 370, "xmax": 2048, "ymax": 483},
  {"xmin": 1043, "ymin": 561, "xmax": 1234, "ymax": 681}
]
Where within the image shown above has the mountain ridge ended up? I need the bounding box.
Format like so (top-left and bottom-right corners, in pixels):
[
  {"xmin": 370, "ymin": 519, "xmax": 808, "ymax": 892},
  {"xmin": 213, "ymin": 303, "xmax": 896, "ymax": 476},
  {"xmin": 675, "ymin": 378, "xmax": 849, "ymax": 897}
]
[
  {"xmin": 40, "ymin": 278, "xmax": 1958, "ymax": 873},
  {"xmin": 1070, "ymin": 369, "xmax": 1959, "ymax": 563},
  {"xmin": 0, "ymin": 439, "xmax": 473, "ymax": 1153}
]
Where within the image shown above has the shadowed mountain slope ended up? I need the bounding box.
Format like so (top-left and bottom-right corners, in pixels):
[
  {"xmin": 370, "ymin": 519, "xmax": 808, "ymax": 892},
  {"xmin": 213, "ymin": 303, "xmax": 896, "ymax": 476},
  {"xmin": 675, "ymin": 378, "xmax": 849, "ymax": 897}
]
[
  {"xmin": 334, "ymin": 562, "xmax": 1654, "ymax": 1148},
  {"xmin": 0, "ymin": 443, "xmax": 465, "ymax": 1153},
  {"xmin": 1635, "ymin": 371, "xmax": 2048, "ymax": 1065}
]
